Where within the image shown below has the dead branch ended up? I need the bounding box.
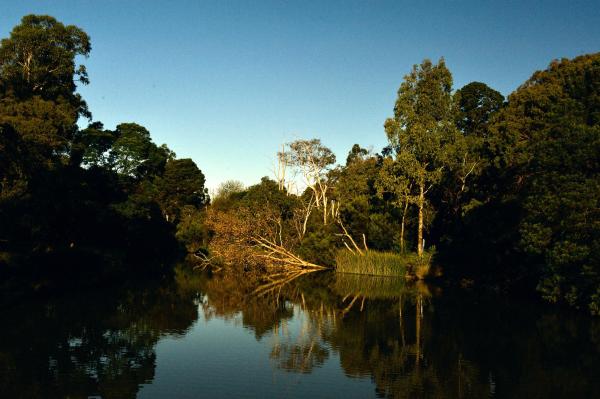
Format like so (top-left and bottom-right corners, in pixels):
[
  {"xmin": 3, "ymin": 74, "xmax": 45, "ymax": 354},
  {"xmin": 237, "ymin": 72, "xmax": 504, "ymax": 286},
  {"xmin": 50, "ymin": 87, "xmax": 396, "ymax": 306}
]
[{"xmin": 336, "ymin": 218, "xmax": 364, "ymax": 255}]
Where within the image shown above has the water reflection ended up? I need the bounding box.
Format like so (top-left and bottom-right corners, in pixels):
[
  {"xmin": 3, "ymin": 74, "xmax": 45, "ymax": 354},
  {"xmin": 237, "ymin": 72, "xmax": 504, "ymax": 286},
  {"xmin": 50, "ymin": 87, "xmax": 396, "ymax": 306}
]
[
  {"xmin": 190, "ymin": 269, "xmax": 600, "ymax": 398},
  {"xmin": 0, "ymin": 281, "xmax": 198, "ymax": 399},
  {"xmin": 2, "ymin": 267, "xmax": 600, "ymax": 398}
]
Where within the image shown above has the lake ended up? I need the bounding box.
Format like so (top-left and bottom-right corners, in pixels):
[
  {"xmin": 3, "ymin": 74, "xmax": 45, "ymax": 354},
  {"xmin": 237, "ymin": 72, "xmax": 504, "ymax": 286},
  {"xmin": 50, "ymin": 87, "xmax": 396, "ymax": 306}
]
[{"xmin": 1, "ymin": 266, "xmax": 599, "ymax": 398}]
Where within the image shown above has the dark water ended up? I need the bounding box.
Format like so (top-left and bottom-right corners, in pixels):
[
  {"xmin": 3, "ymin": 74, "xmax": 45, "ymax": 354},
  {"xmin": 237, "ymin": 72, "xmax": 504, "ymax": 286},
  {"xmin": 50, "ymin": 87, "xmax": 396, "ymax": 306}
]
[{"xmin": 1, "ymin": 268, "xmax": 599, "ymax": 399}]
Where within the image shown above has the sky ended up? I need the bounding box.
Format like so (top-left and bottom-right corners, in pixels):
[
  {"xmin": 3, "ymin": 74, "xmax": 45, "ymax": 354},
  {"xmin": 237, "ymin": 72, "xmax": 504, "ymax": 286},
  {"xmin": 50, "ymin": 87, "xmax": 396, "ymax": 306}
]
[{"xmin": 1, "ymin": 0, "xmax": 599, "ymax": 190}]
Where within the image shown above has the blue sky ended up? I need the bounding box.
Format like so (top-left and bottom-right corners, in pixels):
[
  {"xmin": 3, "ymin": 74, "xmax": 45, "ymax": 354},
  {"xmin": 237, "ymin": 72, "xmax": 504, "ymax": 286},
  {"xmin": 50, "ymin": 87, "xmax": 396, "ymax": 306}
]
[{"xmin": 2, "ymin": 1, "xmax": 599, "ymax": 190}]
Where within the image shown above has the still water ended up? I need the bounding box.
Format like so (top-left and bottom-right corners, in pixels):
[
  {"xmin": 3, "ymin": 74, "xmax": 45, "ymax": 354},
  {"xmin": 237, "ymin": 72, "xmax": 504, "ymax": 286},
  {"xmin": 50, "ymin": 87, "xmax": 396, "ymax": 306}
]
[{"xmin": 1, "ymin": 267, "xmax": 599, "ymax": 398}]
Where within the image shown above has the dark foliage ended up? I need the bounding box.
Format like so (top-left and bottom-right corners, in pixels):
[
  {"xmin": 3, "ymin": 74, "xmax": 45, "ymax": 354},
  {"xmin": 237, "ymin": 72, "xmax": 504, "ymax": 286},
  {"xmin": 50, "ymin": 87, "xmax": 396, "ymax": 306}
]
[{"xmin": 0, "ymin": 15, "xmax": 209, "ymax": 296}]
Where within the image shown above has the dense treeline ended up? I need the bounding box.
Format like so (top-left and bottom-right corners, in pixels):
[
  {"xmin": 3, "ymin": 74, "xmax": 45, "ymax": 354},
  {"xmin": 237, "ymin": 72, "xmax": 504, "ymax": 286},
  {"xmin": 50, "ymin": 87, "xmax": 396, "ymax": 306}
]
[
  {"xmin": 207, "ymin": 56, "xmax": 599, "ymax": 314},
  {"xmin": 0, "ymin": 15, "xmax": 208, "ymax": 294},
  {"xmin": 0, "ymin": 15, "xmax": 598, "ymax": 314}
]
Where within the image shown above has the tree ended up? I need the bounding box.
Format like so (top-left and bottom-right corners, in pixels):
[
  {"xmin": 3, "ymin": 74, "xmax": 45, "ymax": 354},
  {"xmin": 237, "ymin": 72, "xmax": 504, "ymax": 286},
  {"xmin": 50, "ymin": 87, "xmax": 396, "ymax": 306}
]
[
  {"xmin": 106, "ymin": 123, "xmax": 173, "ymax": 179},
  {"xmin": 493, "ymin": 53, "xmax": 600, "ymax": 313},
  {"xmin": 385, "ymin": 58, "xmax": 457, "ymax": 256},
  {"xmin": 451, "ymin": 81, "xmax": 505, "ymax": 207},
  {"xmin": 0, "ymin": 14, "xmax": 90, "ymax": 101},
  {"xmin": 346, "ymin": 144, "xmax": 369, "ymax": 165},
  {"xmin": 71, "ymin": 122, "xmax": 117, "ymax": 167},
  {"xmin": 376, "ymin": 157, "xmax": 413, "ymax": 253},
  {"xmin": 215, "ymin": 180, "xmax": 245, "ymax": 201},
  {"xmin": 108, "ymin": 123, "xmax": 154, "ymax": 177},
  {"xmin": 156, "ymin": 158, "xmax": 208, "ymax": 222},
  {"xmin": 455, "ymin": 82, "xmax": 504, "ymax": 137},
  {"xmin": 0, "ymin": 15, "xmax": 91, "ymax": 161},
  {"xmin": 282, "ymin": 139, "xmax": 336, "ymax": 224}
]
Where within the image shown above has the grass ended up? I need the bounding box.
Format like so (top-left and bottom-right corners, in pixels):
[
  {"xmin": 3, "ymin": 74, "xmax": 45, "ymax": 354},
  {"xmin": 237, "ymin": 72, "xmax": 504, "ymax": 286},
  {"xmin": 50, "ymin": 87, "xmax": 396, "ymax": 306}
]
[{"xmin": 334, "ymin": 249, "xmax": 435, "ymax": 279}]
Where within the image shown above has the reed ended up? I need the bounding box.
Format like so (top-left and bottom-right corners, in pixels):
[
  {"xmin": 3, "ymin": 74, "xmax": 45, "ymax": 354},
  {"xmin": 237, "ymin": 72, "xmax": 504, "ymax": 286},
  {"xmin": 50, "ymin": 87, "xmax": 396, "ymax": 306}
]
[{"xmin": 335, "ymin": 249, "xmax": 434, "ymax": 278}]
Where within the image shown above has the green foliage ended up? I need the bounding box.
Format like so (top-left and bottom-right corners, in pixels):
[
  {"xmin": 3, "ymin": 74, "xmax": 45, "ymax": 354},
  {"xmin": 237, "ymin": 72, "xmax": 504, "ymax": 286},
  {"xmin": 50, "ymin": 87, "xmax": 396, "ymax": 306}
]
[
  {"xmin": 0, "ymin": 15, "xmax": 208, "ymax": 292},
  {"xmin": 110, "ymin": 123, "xmax": 158, "ymax": 177},
  {"xmin": 345, "ymin": 143, "xmax": 369, "ymax": 165},
  {"xmin": 455, "ymin": 81, "xmax": 504, "ymax": 137},
  {"xmin": 0, "ymin": 15, "xmax": 91, "ymax": 99},
  {"xmin": 0, "ymin": 15, "xmax": 91, "ymax": 163},
  {"xmin": 504, "ymin": 54, "xmax": 600, "ymax": 312},
  {"xmin": 287, "ymin": 139, "xmax": 336, "ymax": 170},
  {"xmin": 156, "ymin": 158, "xmax": 208, "ymax": 222},
  {"xmin": 384, "ymin": 58, "xmax": 459, "ymax": 254},
  {"xmin": 334, "ymin": 149, "xmax": 397, "ymax": 251},
  {"xmin": 297, "ymin": 227, "xmax": 338, "ymax": 267},
  {"xmin": 176, "ymin": 206, "xmax": 209, "ymax": 253},
  {"xmin": 2, "ymin": 13, "xmax": 598, "ymax": 316},
  {"xmin": 71, "ymin": 121, "xmax": 117, "ymax": 167}
]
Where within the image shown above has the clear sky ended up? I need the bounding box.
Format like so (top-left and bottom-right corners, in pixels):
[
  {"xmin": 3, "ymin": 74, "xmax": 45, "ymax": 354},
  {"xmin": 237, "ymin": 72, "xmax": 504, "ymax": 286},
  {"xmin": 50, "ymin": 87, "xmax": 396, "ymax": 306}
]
[{"xmin": 2, "ymin": 1, "xmax": 599, "ymax": 190}]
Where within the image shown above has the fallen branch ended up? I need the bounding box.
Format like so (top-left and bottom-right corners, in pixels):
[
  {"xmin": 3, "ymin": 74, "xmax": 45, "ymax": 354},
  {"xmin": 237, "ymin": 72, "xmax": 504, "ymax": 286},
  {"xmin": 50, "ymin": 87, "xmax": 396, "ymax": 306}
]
[
  {"xmin": 253, "ymin": 235, "xmax": 328, "ymax": 270},
  {"xmin": 336, "ymin": 218, "xmax": 364, "ymax": 255}
]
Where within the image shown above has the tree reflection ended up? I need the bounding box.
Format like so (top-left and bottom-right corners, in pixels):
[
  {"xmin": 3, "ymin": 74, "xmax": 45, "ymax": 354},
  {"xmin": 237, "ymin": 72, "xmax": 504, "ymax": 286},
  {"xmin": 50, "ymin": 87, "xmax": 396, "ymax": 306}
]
[
  {"xmin": 0, "ymin": 280, "xmax": 198, "ymax": 399},
  {"xmin": 7, "ymin": 267, "xmax": 597, "ymax": 399},
  {"xmin": 248, "ymin": 271, "xmax": 600, "ymax": 398}
]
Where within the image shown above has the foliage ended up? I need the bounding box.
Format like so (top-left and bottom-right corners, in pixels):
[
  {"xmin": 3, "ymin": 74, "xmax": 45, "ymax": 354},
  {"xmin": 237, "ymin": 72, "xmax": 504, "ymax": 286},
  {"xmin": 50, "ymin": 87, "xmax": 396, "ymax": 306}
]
[
  {"xmin": 175, "ymin": 205, "xmax": 209, "ymax": 253},
  {"xmin": 455, "ymin": 81, "xmax": 505, "ymax": 137},
  {"xmin": 500, "ymin": 54, "xmax": 600, "ymax": 313},
  {"xmin": 334, "ymin": 149, "xmax": 397, "ymax": 251},
  {"xmin": 156, "ymin": 158, "xmax": 208, "ymax": 222},
  {"xmin": 1, "ymin": 13, "xmax": 598, "ymax": 315},
  {"xmin": 0, "ymin": 15, "xmax": 208, "ymax": 293},
  {"xmin": 212, "ymin": 179, "xmax": 244, "ymax": 208},
  {"xmin": 384, "ymin": 58, "xmax": 459, "ymax": 256}
]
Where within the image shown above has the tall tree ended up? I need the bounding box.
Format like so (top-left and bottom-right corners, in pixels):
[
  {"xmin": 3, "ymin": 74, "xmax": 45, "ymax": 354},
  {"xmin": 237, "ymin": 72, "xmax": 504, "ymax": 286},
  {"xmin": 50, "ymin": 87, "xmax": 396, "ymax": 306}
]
[
  {"xmin": 376, "ymin": 157, "xmax": 413, "ymax": 253},
  {"xmin": 385, "ymin": 58, "xmax": 457, "ymax": 256},
  {"xmin": 0, "ymin": 15, "xmax": 91, "ymax": 161}
]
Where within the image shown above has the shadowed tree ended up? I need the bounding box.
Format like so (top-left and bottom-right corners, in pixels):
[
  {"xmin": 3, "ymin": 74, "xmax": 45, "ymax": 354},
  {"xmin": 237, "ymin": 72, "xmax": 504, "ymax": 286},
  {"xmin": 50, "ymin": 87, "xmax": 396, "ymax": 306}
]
[
  {"xmin": 156, "ymin": 158, "xmax": 208, "ymax": 223},
  {"xmin": 455, "ymin": 81, "xmax": 504, "ymax": 137},
  {"xmin": 492, "ymin": 54, "xmax": 600, "ymax": 313}
]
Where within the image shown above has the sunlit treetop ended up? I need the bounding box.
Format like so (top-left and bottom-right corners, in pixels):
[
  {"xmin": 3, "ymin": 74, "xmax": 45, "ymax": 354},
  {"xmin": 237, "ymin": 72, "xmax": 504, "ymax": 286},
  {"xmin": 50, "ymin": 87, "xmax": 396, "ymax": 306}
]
[{"xmin": 0, "ymin": 14, "xmax": 91, "ymax": 113}]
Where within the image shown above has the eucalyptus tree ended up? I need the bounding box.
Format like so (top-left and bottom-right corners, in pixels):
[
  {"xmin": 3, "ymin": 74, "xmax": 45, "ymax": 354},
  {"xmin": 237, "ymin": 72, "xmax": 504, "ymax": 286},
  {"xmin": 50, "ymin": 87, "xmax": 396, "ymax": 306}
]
[
  {"xmin": 282, "ymin": 139, "xmax": 336, "ymax": 224},
  {"xmin": 0, "ymin": 15, "xmax": 91, "ymax": 162},
  {"xmin": 384, "ymin": 59, "xmax": 457, "ymax": 256},
  {"xmin": 376, "ymin": 157, "xmax": 413, "ymax": 253}
]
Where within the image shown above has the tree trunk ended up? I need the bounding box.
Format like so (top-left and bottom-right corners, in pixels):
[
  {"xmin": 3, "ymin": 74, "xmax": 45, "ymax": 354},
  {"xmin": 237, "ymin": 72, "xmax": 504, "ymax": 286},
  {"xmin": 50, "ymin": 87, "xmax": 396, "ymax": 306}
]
[
  {"xmin": 417, "ymin": 183, "xmax": 424, "ymax": 257},
  {"xmin": 400, "ymin": 198, "xmax": 409, "ymax": 253}
]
